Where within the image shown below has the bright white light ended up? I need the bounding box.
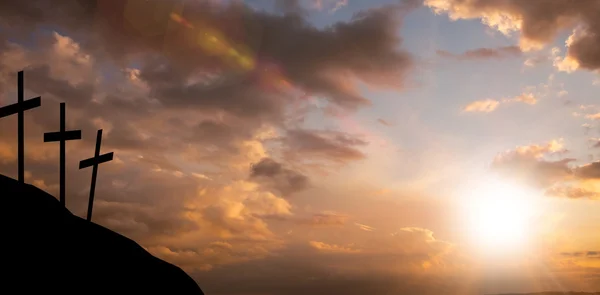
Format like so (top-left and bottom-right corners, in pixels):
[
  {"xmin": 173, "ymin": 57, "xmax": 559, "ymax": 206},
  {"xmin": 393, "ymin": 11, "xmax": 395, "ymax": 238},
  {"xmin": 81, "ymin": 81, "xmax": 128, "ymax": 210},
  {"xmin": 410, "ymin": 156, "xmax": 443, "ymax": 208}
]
[{"xmin": 465, "ymin": 178, "xmax": 538, "ymax": 253}]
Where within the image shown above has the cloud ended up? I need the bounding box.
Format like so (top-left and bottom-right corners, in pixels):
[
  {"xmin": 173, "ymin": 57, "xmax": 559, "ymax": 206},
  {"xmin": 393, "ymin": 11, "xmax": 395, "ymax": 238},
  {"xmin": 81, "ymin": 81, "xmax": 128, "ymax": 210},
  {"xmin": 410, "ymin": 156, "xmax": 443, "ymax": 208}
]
[
  {"xmin": 355, "ymin": 222, "xmax": 376, "ymax": 232},
  {"xmin": 437, "ymin": 46, "xmax": 522, "ymax": 60},
  {"xmin": 425, "ymin": 0, "xmax": 600, "ymax": 72},
  {"xmin": 463, "ymin": 99, "xmax": 500, "ymax": 112},
  {"xmin": 274, "ymin": 0, "xmax": 305, "ymax": 14},
  {"xmin": 551, "ymin": 46, "xmax": 580, "ymax": 73},
  {"xmin": 586, "ymin": 113, "xmax": 600, "ymax": 120},
  {"xmin": 505, "ymin": 92, "xmax": 537, "ymax": 105},
  {"xmin": 0, "ymin": 0, "xmax": 416, "ymax": 169},
  {"xmin": 574, "ymin": 162, "xmax": 600, "ymax": 179},
  {"xmin": 463, "ymin": 92, "xmax": 536, "ymax": 113},
  {"xmin": 573, "ymin": 105, "xmax": 600, "ymax": 122},
  {"xmin": 490, "ymin": 140, "xmax": 574, "ymax": 189},
  {"xmin": 546, "ymin": 185, "xmax": 600, "ymax": 200},
  {"xmin": 0, "ymin": 142, "xmax": 15, "ymax": 164},
  {"xmin": 309, "ymin": 241, "xmax": 362, "ymax": 253},
  {"xmin": 560, "ymin": 251, "xmax": 600, "ymax": 258},
  {"xmin": 0, "ymin": 88, "xmax": 291, "ymax": 275},
  {"xmin": 298, "ymin": 211, "xmax": 349, "ymax": 226},
  {"xmin": 250, "ymin": 157, "xmax": 309, "ymax": 197},
  {"xmin": 192, "ymin": 226, "xmax": 460, "ymax": 295},
  {"xmin": 489, "ymin": 140, "xmax": 600, "ymax": 200},
  {"xmin": 85, "ymin": 177, "xmax": 296, "ymax": 274},
  {"xmin": 277, "ymin": 0, "xmax": 349, "ymax": 14},
  {"xmin": 125, "ymin": 0, "xmax": 412, "ymax": 111},
  {"xmin": 377, "ymin": 118, "xmax": 393, "ymax": 126},
  {"xmin": 330, "ymin": 0, "xmax": 349, "ymax": 13},
  {"xmin": 0, "ymin": 0, "xmax": 415, "ymax": 168},
  {"xmin": 524, "ymin": 53, "xmax": 551, "ymax": 67},
  {"xmin": 281, "ymin": 129, "xmax": 368, "ymax": 164}
]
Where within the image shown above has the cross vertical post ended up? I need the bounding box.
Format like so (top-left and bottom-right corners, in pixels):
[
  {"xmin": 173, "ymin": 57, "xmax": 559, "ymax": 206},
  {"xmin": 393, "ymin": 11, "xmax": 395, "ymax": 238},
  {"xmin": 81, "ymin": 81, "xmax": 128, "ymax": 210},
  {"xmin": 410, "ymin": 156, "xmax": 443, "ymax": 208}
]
[
  {"xmin": 44, "ymin": 102, "xmax": 82, "ymax": 206},
  {"xmin": 79, "ymin": 129, "xmax": 113, "ymax": 222},
  {"xmin": 0, "ymin": 71, "xmax": 41, "ymax": 183},
  {"xmin": 18, "ymin": 71, "xmax": 23, "ymax": 183}
]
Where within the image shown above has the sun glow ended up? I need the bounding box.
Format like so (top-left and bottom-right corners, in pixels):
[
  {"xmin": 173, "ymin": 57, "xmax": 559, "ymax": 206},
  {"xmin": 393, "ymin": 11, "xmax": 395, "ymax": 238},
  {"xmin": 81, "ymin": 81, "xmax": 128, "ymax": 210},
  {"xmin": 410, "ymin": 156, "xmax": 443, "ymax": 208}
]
[{"xmin": 464, "ymin": 178, "xmax": 540, "ymax": 254}]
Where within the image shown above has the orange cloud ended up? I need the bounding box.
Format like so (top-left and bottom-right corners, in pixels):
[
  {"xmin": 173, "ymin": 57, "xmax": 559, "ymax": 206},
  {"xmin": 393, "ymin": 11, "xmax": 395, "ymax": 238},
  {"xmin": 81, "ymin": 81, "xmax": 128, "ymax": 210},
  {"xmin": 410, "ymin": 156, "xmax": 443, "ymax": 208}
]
[
  {"xmin": 463, "ymin": 99, "xmax": 500, "ymax": 113},
  {"xmin": 463, "ymin": 91, "xmax": 538, "ymax": 113},
  {"xmin": 309, "ymin": 241, "xmax": 362, "ymax": 253},
  {"xmin": 586, "ymin": 113, "xmax": 600, "ymax": 120},
  {"xmin": 426, "ymin": 0, "xmax": 600, "ymax": 72},
  {"xmin": 504, "ymin": 92, "xmax": 537, "ymax": 105},
  {"xmin": 354, "ymin": 222, "xmax": 376, "ymax": 232}
]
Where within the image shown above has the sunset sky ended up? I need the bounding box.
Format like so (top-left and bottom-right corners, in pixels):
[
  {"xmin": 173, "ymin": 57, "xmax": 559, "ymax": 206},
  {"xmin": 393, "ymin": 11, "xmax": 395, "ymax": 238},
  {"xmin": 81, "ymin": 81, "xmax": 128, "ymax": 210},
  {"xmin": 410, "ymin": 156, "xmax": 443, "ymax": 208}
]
[{"xmin": 1, "ymin": 0, "xmax": 600, "ymax": 294}]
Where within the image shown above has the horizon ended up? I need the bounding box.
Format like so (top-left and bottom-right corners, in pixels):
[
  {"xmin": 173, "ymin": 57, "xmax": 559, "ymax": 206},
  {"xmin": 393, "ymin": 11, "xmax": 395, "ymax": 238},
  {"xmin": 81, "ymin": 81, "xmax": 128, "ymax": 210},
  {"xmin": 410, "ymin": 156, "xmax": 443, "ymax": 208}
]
[{"xmin": 1, "ymin": 0, "xmax": 599, "ymax": 294}]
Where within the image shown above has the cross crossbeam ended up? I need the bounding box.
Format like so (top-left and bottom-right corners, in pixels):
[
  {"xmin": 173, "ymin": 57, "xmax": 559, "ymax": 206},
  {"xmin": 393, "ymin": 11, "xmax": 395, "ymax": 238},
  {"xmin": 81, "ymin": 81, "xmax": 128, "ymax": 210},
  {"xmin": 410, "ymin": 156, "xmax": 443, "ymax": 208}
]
[
  {"xmin": 79, "ymin": 129, "xmax": 113, "ymax": 222},
  {"xmin": 0, "ymin": 97, "xmax": 42, "ymax": 118},
  {"xmin": 44, "ymin": 103, "xmax": 82, "ymax": 206},
  {"xmin": 0, "ymin": 71, "xmax": 42, "ymax": 183}
]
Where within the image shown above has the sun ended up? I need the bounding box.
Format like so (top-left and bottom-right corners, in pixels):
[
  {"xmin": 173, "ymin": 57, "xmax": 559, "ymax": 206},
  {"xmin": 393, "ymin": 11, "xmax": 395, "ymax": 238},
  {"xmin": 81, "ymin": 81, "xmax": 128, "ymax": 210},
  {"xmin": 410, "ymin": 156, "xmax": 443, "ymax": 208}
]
[{"xmin": 463, "ymin": 178, "xmax": 539, "ymax": 254}]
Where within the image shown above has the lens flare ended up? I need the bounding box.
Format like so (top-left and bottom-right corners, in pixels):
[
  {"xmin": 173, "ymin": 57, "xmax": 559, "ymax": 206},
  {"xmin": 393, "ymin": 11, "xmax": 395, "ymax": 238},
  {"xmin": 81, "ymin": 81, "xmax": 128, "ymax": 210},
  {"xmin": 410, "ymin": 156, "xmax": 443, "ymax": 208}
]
[
  {"xmin": 169, "ymin": 12, "xmax": 311, "ymax": 113},
  {"xmin": 169, "ymin": 13, "xmax": 256, "ymax": 71}
]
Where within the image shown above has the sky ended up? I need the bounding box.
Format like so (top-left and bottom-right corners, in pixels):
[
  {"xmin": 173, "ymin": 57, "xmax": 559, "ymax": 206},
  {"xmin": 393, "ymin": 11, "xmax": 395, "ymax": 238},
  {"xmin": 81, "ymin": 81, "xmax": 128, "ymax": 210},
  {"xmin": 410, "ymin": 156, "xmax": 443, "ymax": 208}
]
[{"xmin": 1, "ymin": 0, "xmax": 600, "ymax": 294}]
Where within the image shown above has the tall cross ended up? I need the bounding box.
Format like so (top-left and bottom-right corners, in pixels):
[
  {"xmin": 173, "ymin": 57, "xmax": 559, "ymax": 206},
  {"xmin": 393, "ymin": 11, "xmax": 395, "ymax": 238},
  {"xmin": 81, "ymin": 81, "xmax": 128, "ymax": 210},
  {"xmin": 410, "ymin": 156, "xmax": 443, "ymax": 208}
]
[
  {"xmin": 44, "ymin": 103, "xmax": 82, "ymax": 206},
  {"xmin": 79, "ymin": 129, "xmax": 113, "ymax": 222},
  {"xmin": 0, "ymin": 71, "xmax": 41, "ymax": 183}
]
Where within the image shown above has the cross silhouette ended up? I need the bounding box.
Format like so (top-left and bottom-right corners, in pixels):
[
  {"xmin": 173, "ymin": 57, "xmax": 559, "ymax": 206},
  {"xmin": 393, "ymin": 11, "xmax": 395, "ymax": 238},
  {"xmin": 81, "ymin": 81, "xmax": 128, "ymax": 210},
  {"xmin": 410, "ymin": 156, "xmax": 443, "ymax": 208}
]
[
  {"xmin": 79, "ymin": 129, "xmax": 113, "ymax": 222},
  {"xmin": 0, "ymin": 71, "xmax": 41, "ymax": 183},
  {"xmin": 44, "ymin": 103, "xmax": 82, "ymax": 206}
]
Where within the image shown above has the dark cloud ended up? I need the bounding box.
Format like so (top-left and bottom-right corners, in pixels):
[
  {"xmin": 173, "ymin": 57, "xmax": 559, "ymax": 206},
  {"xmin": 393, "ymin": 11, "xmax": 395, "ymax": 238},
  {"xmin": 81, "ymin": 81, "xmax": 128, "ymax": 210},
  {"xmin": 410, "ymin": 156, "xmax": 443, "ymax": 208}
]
[
  {"xmin": 0, "ymin": 0, "xmax": 414, "ymax": 111},
  {"xmin": 17, "ymin": 65, "xmax": 95, "ymax": 109},
  {"xmin": 426, "ymin": 0, "xmax": 600, "ymax": 71},
  {"xmin": 274, "ymin": 0, "xmax": 306, "ymax": 15},
  {"xmin": 250, "ymin": 157, "xmax": 309, "ymax": 196},
  {"xmin": 0, "ymin": 0, "xmax": 414, "ymax": 167},
  {"xmin": 436, "ymin": 46, "xmax": 522, "ymax": 60},
  {"xmin": 282, "ymin": 129, "xmax": 368, "ymax": 164},
  {"xmin": 490, "ymin": 142, "xmax": 574, "ymax": 189},
  {"xmin": 377, "ymin": 118, "xmax": 393, "ymax": 126},
  {"xmin": 297, "ymin": 211, "xmax": 349, "ymax": 226},
  {"xmin": 574, "ymin": 161, "xmax": 600, "ymax": 179},
  {"xmin": 186, "ymin": 119, "xmax": 258, "ymax": 154}
]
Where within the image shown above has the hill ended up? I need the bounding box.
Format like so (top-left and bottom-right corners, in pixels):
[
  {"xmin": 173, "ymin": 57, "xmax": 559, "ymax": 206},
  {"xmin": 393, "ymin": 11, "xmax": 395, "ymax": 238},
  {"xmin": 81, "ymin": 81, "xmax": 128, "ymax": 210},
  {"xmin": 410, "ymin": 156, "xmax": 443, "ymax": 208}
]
[
  {"xmin": 491, "ymin": 293, "xmax": 600, "ymax": 295},
  {"xmin": 0, "ymin": 174, "xmax": 204, "ymax": 294}
]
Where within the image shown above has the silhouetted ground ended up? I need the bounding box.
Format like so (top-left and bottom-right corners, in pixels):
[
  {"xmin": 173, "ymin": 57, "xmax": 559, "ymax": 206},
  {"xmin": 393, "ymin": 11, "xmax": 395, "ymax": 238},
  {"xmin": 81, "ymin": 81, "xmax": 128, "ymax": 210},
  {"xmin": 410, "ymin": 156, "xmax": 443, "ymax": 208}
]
[
  {"xmin": 491, "ymin": 292, "xmax": 600, "ymax": 295},
  {"xmin": 0, "ymin": 174, "xmax": 204, "ymax": 294}
]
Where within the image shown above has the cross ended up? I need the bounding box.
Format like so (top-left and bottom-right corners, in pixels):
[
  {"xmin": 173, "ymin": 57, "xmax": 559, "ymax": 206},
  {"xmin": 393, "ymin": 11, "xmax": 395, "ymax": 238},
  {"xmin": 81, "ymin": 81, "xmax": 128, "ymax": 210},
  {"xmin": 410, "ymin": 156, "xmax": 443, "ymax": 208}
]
[
  {"xmin": 0, "ymin": 71, "xmax": 41, "ymax": 183},
  {"xmin": 79, "ymin": 129, "xmax": 113, "ymax": 222},
  {"xmin": 44, "ymin": 103, "xmax": 82, "ymax": 206}
]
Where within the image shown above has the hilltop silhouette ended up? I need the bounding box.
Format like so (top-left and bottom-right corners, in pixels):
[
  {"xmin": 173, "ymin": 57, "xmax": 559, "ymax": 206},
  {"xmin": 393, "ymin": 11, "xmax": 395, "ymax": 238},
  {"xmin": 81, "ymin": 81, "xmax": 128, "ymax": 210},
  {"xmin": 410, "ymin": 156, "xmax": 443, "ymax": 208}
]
[
  {"xmin": 0, "ymin": 173, "xmax": 204, "ymax": 294},
  {"xmin": 491, "ymin": 293, "xmax": 600, "ymax": 295}
]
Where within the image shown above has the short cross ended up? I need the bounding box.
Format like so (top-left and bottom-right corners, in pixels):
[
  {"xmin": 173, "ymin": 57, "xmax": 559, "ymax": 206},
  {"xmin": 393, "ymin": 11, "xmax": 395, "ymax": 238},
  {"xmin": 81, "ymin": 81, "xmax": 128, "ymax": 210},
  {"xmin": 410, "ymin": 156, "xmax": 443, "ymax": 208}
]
[
  {"xmin": 0, "ymin": 71, "xmax": 41, "ymax": 183},
  {"xmin": 44, "ymin": 103, "xmax": 82, "ymax": 206},
  {"xmin": 79, "ymin": 129, "xmax": 113, "ymax": 222}
]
